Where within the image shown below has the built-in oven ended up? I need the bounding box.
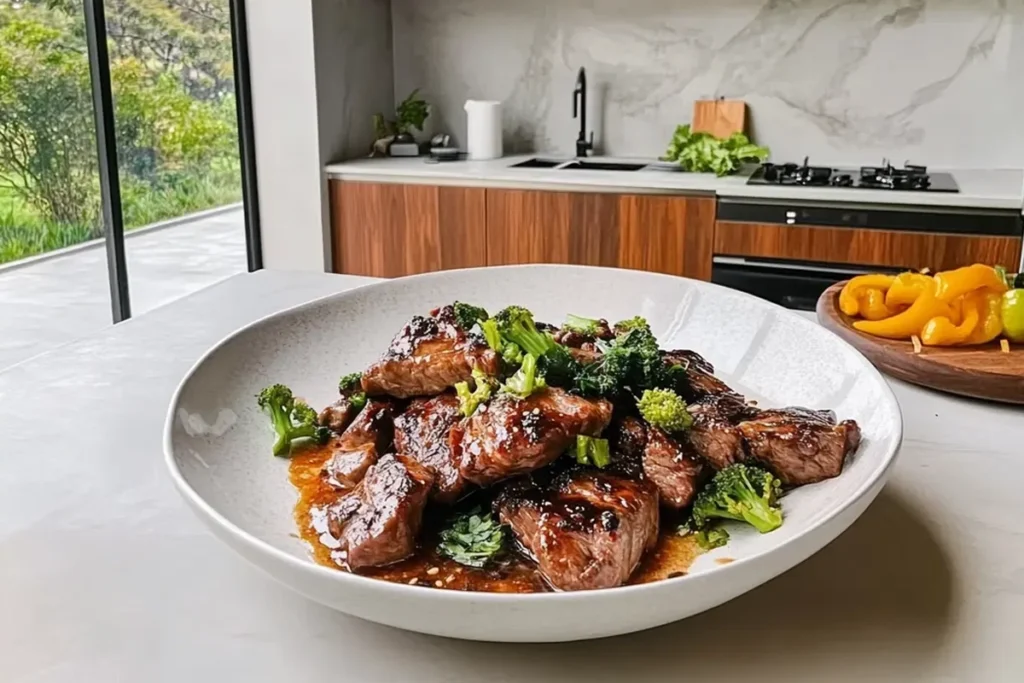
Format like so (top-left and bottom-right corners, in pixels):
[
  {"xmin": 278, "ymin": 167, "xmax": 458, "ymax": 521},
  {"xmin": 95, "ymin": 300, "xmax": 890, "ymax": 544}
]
[
  {"xmin": 711, "ymin": 257, "xmax": 897, "ymax": 311},
  {"xmin": 711, "ymin": 197, "xmax": 1024, "ymax": 311}
]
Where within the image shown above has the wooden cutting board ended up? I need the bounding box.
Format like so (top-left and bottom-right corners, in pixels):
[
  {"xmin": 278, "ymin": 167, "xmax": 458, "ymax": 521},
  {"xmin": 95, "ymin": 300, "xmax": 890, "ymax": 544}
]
[
  {"xmin": 692, "ymin": 99, "xmax": 747, "ymax": 138},
  {"xmin": 816, "ymin": 282, "xmax": 1024, "ymax": 404}
]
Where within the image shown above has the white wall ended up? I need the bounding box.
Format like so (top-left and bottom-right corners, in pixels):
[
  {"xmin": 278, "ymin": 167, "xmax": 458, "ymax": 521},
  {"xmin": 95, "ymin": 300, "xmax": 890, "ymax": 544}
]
[
  {"xmin": 246, "ymin": 0, "xmax": 394, "ymax": 272},
  {"xmin": 393, "ymin": 0, "xmax": 1024, "ymax": 168},
  {"xmin": 245, "ymin": 0, "xmax": 328, "ymax": 271}
]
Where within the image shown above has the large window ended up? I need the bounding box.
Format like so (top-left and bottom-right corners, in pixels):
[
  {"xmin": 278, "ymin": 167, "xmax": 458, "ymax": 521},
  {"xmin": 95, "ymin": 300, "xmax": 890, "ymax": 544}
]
[{"xmin": 0, "ymin": 0, "xmax": 258, "ymax": 367}]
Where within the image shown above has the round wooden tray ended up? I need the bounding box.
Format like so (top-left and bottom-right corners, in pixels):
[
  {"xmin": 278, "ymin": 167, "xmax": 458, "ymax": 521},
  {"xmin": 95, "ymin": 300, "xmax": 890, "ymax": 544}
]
[{"xmin": 816, "ymin": 282, "xmax": 1024, "ymax": 405}]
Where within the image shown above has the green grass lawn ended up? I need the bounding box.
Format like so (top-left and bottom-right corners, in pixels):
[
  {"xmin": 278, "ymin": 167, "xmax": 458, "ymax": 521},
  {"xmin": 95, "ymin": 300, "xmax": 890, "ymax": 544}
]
[{"xmin": 0, "ymin": 167, "xmax": 242, "ymax": 265}]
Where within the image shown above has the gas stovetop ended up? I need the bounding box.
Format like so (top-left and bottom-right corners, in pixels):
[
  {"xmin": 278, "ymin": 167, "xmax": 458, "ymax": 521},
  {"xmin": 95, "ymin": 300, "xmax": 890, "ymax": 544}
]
[{"xmin": 746, "ymin": 158, "xmax": 960, "ymax": 193}]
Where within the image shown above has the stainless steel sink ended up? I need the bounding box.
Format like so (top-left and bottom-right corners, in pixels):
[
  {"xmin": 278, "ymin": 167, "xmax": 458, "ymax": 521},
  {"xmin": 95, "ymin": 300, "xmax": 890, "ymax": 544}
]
[{"xmin": 509, "ymin": 158, "xmax": 648, "ymax": 172}]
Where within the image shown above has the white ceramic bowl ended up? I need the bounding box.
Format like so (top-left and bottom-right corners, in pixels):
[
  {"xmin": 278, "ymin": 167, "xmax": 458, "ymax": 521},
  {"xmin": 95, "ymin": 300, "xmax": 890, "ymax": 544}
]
[{"xmin": 164, "ymin": 265, "xmax": 902, "ymax": 642}]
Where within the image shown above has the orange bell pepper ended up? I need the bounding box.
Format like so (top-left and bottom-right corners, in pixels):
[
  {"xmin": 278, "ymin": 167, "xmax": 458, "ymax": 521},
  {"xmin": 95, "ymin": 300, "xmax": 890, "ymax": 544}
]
[
  {"xmin": 839, "ymin": 274, "xmax": 896, "ymax": 317},
  {"xmin": 933, "ymin": 264, "xmax": 1008, "ymax": 303},
  {"xmin": 965, "ymin": 290, "xmax": 1004, "ymax": 344},
  {"xmin": 920, "ymin": 294, "xmax": 981, "ymax": 346},
  {"xmin": 859, "ymin": 288, "xmax": 896, "ymax": 321},
  {"xmin": 853, "ymin": 278, "xmax": 947, "ymax": 339},
  {"xmin": 885, "ymin": 272, "xmax": 934, "ymax": 308}
]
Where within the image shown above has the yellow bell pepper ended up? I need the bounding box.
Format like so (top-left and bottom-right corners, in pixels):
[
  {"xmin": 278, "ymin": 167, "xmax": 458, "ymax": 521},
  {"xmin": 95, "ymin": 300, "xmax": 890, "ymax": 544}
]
[
  {"xmin": 965, "ymin": 290, "xmax": 1004, "ymax": 344},
  {"xmin": 859, "ymin": 288, "xmax": 896, "ymax": 321},
  {"xmin": 853, "ymin": 278, "xmax": 947, "ymax": 339},
  {"xmin": 920, "ymin": 294, "xmax": 981, "ymax": 346},
  {"xmin": 839, "ymin": 274, "xmax": 896, "ymax": 317},
  {"xmin": 933, "ymin": 264, "xmax": 1008, "ymax": 303},
  {"xmin": 885, "ymin": 272, "xmax": 934, "ymax": 308}
]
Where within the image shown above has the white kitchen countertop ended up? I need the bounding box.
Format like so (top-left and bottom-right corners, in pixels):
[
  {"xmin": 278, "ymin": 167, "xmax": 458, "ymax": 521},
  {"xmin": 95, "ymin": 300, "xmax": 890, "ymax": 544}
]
[
  {"xmin": 2, "ymin": 269, "xmax": 1023, "ymax": 682},
  {"xmin": 326, "ymin": 155, "xmax": 1024, "ymax": 211}
]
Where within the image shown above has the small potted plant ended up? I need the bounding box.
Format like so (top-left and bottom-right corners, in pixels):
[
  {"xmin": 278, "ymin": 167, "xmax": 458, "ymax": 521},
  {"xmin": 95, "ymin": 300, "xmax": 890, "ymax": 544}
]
[{"xmin": 371, "ymin": 90, "xmax": 430, "ymax": 157}]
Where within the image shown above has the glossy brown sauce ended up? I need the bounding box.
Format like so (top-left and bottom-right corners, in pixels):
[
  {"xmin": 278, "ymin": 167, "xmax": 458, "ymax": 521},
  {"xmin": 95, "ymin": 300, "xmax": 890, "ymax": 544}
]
[{"xmin": 289, "ymin": 444, "xmax": 705, "ymax": 592}]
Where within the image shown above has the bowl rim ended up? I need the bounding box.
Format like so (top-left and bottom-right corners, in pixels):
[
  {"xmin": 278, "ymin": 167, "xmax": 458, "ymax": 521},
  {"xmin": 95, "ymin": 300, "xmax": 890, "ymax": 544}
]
[{"xmin": 163, "ymin": 264, "xmax": 903, "ymax": 603}]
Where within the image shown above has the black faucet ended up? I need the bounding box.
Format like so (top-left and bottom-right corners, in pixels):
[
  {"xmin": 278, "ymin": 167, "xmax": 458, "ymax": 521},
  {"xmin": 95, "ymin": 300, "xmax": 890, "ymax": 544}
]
[{"xmin": 573, "ymin": 67, "xmax": 594, "ymax": 157}]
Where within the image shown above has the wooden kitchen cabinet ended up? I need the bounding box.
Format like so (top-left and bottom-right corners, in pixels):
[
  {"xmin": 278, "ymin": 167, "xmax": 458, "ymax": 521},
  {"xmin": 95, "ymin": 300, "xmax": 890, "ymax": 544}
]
[
  {"xmin": 714, "ymin": 221, "xmax": 1023, "ymax": 271},
  {"xmin": 486, "ymin": 189, "xmax": 716, "ymax": 279},
  {"xmin": 330, "ymin": 181, "xmax": 487, "ymax": 277}
]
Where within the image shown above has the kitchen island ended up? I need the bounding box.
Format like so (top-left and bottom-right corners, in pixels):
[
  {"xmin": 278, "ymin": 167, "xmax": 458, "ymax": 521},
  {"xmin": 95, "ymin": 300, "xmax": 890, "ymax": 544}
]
[
  {"xmin": 324, "ymin": 157, "xmax": 1024, "ymax": 288},
  {"xmin": 1, "ymin": 270, "xmax": 1021, "ymax": 682}
]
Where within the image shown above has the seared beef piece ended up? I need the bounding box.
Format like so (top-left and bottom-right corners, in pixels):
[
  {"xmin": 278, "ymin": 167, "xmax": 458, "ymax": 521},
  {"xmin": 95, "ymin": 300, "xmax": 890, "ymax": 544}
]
[
  {"xmin": 554, "ymin": 319, "xmax": 613, "ymax": 348},
  {"xmin": 452, "ymin": 387, "xmax": 613, "ymax": 487},
  {"xmin": 393, "ymin": 393, "xmax": 465, "ymax": 504},
  {"xmin": 325, "ymin": 453, "xmax": 434, "ymax": 570},
  {"xmin": 687, "ymin": 393, "xmax": 758, "ymax": 471},
  {"xmin": 497, "ymin": 470, "xmax": 659, "ymax": 591},
  {"xmin": 568, "ymin": 344, "xmax": 603, "ymax": 365},
  {"xmin": 323, "ymin": 400, "xmax": 394, "ymax": 489},
  {"xmin": 643, "ymin": 427, "xmax": 707, "ymax": 509},
  {"xmin": 739, "ymin": 408, "xmax": 861, "ymax": 486},
  {"xmin": 613, "ymin": 416, "xmax": 649, "ymax": 461},
  {"xmin": 362, "ymin": 305, "xmax": 499, "ymax": 399},
  {"xmin": 318, "ymin": 396, "xmax": 359, "ymax": 433},
  {"xmin": 662, "ymin": 349, "xmax": 739, "ymax": 400}
]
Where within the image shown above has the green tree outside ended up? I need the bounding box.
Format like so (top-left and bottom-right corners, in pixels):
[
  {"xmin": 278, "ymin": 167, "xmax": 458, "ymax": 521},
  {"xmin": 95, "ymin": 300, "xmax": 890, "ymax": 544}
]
[{"xmin": 0, "ymin": 0, "xmax": 241, "ymax": 265}]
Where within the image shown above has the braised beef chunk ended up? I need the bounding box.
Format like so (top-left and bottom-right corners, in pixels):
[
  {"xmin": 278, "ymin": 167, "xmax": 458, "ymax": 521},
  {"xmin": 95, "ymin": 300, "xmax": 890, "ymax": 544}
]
[
  {"xmin": 687, "ymin": 393, "xmax": 757, "ymax": 471},
  {"xmin": 498, "ymin": 471, "xmax": 658, "ymax": 591},
  {"xmin": 643, "ymin": 427, "xmax": 707, "ymax": 509},
  {"xmin": 393, "ymin": 393, "xmax": 465, "ymax": 503},
  {"xmin": 554, "ymin": 319, "xmax": 613, "ymax": 348},
  {"xmin": 739, "ymin": 408, "xmax": 861, "ymax": 486},
  {"xmin": 323, "ymin": 400, "xmax": 394, "ymax": 489},
  {"xmin": 453, "ymin": 387, "xmax": 613, "ymax": 487},
  {"xmin": 325, "ymin": 453, "xmax": 434, "ymax": 570},
  {"xmin": 662, "ymin": 349, "xmax": 738, "ymax": 400},
  {"xmin": 318, "ymin": 397, "xmax": 359, "ymax": 434},
  {"xmin": 362, "ymin": 305, "xmax": 499, "ymax": 399}
]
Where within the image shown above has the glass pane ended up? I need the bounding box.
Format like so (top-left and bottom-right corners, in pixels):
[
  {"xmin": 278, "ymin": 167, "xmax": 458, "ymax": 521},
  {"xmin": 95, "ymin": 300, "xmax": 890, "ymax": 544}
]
[
  {"xmin": 0, "ymin": 0, "xmax": 109, "ymax": 368},
  {"xmin": 108, "ymin": 0, "xmax": 247, "ymax": 315}
]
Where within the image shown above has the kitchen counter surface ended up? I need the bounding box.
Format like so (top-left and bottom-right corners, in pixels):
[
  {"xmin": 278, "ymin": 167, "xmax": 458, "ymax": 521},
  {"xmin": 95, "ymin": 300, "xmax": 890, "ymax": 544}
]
[
  {"xmin": 326, "ymin": 156, "xmax": 1024, "ymax": 211},
  {"xmin": 3, "ymin": 269, "xmax": 1023, "ymax": 682}
]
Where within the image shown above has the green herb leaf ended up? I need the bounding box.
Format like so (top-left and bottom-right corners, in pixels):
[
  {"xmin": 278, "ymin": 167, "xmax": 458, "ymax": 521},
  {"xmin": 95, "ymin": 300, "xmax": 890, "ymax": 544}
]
[
  {"xmin": 437, "ymin": 507, "xmax": 506, "ymax": 568},
  {"xmin": 663, "ymin": 125, "xmax": 769, "ymax": 176}
]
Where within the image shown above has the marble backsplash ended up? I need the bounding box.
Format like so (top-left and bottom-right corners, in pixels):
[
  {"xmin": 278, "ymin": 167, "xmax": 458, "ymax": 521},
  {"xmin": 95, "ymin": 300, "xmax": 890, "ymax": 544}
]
[{"xmin": 391, "ymin": 0, "xmax": 1024, "ymax": 168}]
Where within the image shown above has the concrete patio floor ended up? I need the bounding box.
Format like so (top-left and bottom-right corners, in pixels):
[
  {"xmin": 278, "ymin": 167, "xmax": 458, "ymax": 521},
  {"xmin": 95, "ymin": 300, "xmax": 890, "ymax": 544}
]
[{"xmin": 0, "ymin": 206, "xmax": 246, "ymax": 370}]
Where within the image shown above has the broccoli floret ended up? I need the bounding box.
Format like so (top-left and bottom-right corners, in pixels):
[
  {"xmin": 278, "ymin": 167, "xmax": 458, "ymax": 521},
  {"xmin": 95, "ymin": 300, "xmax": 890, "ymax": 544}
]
[
  {"xmin": 338, "ymin": 373, "xmax": 362, "ymax": 391},
  {"xmin": 337, "ymin": 372, "xmax": 367, "ymax": 411},
  {"xmin": 453, "ymin": 302, "xmax": 489, "ymax": 331},
  {"xmin": 480, "ymin": 318, "xmax": 503, "ymax": 351},
  {"xmin": 480, "ymin": 317, "xmax": 525, "ymax": 368},
  {"xmin": 614, "ymin": 316, "xmax": 651, "ymax": 336},
  {"xmin": 637, "ymin": 388, "xmax": 693, "ymax": 432},
  {"xmin": 571, "ymin": 434, "xmax": 611, "ymax": 468},
  {"xmin": 501, "ymin": 352, "xmax": 547, "ymax": 398},
  {"xmin": 454, "ymin": 367, "xmax": 496, "ymax": 417},
  {"xmin": 692, "ymin": 464, "xmax": 783, "ymax": 534},
  {"xmin": 573, "ymin": 322, "xmax": 670, "ymax": 397},
  {"xmin": 257, "ymin": 384, "xmax": 330, "ymax": 457},
  {"xmin": 695, "ymin": 527, "xmax": 730, "ymax": 550},
  {"xmin": 562, "ymin": 313, "xmax": 601, "ymax": 336},
  {"xmin": 493, "ymin": 306, "xmax": 557, "ymax": 357}
]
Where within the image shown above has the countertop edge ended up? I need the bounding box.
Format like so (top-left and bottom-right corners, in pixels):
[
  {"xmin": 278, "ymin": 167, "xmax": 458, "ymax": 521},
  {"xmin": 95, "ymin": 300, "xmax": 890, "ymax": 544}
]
[{"xmin": 324, "ymin": 158, "xmax": 1024, "ymax": 211}]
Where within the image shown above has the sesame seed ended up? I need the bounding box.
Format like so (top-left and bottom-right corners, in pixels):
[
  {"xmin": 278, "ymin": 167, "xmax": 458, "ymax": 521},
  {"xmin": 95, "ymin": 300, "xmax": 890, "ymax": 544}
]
[
  {"xmin": 408, "ymin": 578, "xmax": 418, "ymax": 585},
  {"xmin": 446, "ymin": 576, "xmax": 455, "ymax": 583},
  {"xmin": 435, "ymin": 580, "xmax": 443, "ymax": 588},
  {"xmin": 455, "ymin": 567, "xmax": 463, "ymax": 573},
  {"xmin": 426, "ymin": 567, "xmax": 439, "ymax": 576}
]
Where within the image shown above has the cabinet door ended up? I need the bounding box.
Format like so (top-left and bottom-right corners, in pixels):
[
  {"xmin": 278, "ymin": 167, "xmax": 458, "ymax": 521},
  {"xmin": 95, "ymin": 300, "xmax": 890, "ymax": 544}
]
[
  {"xmin": 618, "ymin": 194, "xmax": 715, "ymax": 279},
  {"xmin": 714, "ymin": 221, "xmax": 1023, "ymax": 271},
  {"xmin": 330, "ymin": 181, "xmax": 487, "ymax": 277},
  {"xmin": 486, "ymin": 189, "xmax": 715, "ymax": 280}
]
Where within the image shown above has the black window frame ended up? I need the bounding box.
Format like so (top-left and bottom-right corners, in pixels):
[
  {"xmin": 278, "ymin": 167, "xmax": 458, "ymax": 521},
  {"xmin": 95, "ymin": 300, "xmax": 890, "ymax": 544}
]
[{"xmin": 82, "ymin": 0, "xmax": 262, "ymax": 324}]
